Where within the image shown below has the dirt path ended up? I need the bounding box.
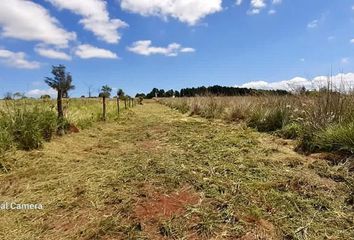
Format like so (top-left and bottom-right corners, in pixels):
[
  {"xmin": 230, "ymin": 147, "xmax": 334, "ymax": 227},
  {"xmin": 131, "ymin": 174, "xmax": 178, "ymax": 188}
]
[{"xmin": 0, "ymin": 102, "xmax": 353, "ymax": 239}]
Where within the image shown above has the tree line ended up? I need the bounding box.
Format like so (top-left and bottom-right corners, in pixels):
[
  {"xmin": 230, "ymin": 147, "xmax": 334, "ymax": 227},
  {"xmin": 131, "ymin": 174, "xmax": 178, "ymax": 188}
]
[{"xmin": 138, "ymin": 85, "xmax": 289, "ymax": 99}]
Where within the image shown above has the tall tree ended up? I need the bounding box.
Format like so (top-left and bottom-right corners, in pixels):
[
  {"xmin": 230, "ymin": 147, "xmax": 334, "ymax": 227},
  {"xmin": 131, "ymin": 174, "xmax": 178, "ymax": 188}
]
[
  {"xmin": 13, "ymin": 92, "xmax": 24, "ymax": 99},
  {"xmin": 117, "ymin": 89, "xmax": 125, "ymax": 99},
  {"xmin": 3, "ymin": 92, "xmax": 13, "ymax": 100},
  {"xmin": 45, "ymin": 65, "xmax": 75, "ymax": 134}
]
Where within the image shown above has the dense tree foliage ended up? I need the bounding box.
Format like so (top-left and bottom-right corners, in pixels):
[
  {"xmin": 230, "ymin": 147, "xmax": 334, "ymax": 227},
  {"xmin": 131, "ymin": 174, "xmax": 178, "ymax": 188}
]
[
  {"xmin": 135, "ymin": 93, "xmax": 146, "ymax": 98},
  {"xmin": 144, "ymin": 85, "xmax": 289, "ymax": 99},
  {"xmin": 3, "ymin": 92, "xmax": 13, "ymax": 100},
  {"xmin": 40, "ymin": 95, "xmax": 51, "ymax": 100},
  {"xmin": 99, "ymin": 85, "xmax": 112, "ymax": 98},
  {"xmin": 179, "ymin": 85, "xmax": 289, "ymax": 97},
  {"xmin": 117, "ymin": 89, "xmax": 125, "ymax": 99}
]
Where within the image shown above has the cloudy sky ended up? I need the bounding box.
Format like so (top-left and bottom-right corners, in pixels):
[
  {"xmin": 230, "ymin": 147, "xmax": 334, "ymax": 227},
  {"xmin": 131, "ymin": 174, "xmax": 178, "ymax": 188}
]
[{"xmin": 0, "ymin": 0, "xmax": 354, "ymax": 97}]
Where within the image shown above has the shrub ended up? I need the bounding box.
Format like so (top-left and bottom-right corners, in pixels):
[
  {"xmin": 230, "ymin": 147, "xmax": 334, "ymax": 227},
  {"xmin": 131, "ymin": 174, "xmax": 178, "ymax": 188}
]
[
  {"xmin": 190, "ymin": 100, "xmax": 202, "ymax": 116},
  {"xmin": 0, "ymin": 127, "xmax": 13, "ymax": 154},
  {"xmin": 178, "ymin": 101, "xmax": 190, "ymax": 114},
  {"xmin": 247, "ymin": 108, "xmax": 288, "ymax": 132},
  {"xmin": 10, "ymin": 108, "xmax": 43, "ymax": 150},
  {"xmin": 278, "ymin": 122, "xmax": 303, "ymax": 139},
  {"xmin": 315, "ymin": 122, "xmax": 354, "ymax": 153},
  {"xmin": 38, "ymin": 109, "xmax": 57, "ymax": 141},
  {"xmin": 7, "ymin": 107, "xmax": 57, "ymax": 150},
  {"xmin": 226, "ymin": 106, "xmax": 247, "ymax": 122},
  {"xmin": 296, "ymin": 130, "xmax": 318, "ymax": 154},
  {"xmin": 200, "ymin": 97, "xmax": 224, "ymax": 119}
]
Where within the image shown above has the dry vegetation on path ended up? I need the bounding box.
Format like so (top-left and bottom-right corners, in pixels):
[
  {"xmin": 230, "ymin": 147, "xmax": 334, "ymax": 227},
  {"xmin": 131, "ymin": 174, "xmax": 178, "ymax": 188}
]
[{"xmin": 0, "ymin": 101, "xmax": 353, "ymax": 239}]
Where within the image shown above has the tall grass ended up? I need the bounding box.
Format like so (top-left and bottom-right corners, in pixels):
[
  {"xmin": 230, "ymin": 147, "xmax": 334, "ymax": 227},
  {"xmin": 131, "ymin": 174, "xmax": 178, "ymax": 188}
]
[
  {"xmin": 160, "ymin": 91, "xmax": 354, "ymax": 155},
  {"xmin": 0, "ymin": 98, "xmax": 125, "ymax": 153}
]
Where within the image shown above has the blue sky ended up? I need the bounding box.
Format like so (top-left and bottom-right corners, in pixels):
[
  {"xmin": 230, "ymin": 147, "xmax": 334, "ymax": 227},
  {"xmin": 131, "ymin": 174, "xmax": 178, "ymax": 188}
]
[{"xmin": 0, "ymin": 0, "xmax": 354, "ymax": 97}]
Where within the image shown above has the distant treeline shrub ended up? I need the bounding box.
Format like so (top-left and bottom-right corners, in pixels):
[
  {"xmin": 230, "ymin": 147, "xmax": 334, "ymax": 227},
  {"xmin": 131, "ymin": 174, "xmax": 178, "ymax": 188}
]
[{"xmin": 143, "ymin": 85, "xmax": 289, "ymax": 99}]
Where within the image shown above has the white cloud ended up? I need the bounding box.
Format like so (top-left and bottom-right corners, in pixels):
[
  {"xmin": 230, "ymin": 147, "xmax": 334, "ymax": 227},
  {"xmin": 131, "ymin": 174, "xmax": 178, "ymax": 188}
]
[
  {"xmin": 341, "ymin": 58, "xmax": 349, "ymax": 64},
  {"xmin": 350, "ymin": 39, "xmax": 354, "ymax": 44},
  {"xmin": 247, "ymin": 0, "xmax": 266, "ymax": 15},
  {"xmin": 180, "ymin": 47, "xmax": 196, "ymax": 53},
  {"xmin": 268, "ymin": 9, "xmax": 276, "ymax": 15},
  {"xmin": 300, "ymin": 58, "xmax": 305, "ymax": 62},
  {"xmin": 0, "ymin": 49, "xmax": 40, "ymax": 69},
  {"xmin": 307, "ymin": 19, "xmax": 318, "ymax": 28},
  {"xmin": 272, "ymin": 0, "xmax": 282, "ymax": 5},
  {"xmin": 120, "ymin": 0, "xmax": 222, "ymax": 25},
  {"xmin": 246, "ymin": 0, "xmax": 282, "ymax": 15},
  {"xmin": 240, "ymin": 80, "xmax": 270, "ymax": 89},
  {"xmin": 251, "ymin": 0, "xmax": 266, "ymax": 9},
  {"xmin": 47, "ymin": 0, "xmax": 128, "ymax": 44},
  {"xmin": 26, "ymin": 88, "xmax": 57, "ymax": 98},
  {"xmin": 0, "ymin": 0, "xmax": 76, "ymax": 47},
  {"xmin": 75, "ymin": 44, "xmax": 118, "ymax": 59},
  {"xmin": 235, "ymin": 0, "xmax": 243, "ymax": 5},
  {"xmin": 238, "ymin": 73, "xmax": 354, "ymax": 92},
  {"xmin": 247, "ymin": 8, "xmax": 261, "ymax": 15},
  {"xmin": 127, "ymin": 40, "xmax": 195, "ymax": 56},
  {"xmin": 35, "ymin": 46, "xmax": 71, "ymax": 60}
]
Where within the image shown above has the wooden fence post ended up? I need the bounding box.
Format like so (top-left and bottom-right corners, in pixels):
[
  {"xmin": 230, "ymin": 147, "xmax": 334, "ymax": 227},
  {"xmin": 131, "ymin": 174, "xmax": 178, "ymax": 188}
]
[
  {"xmin": 102, "ymin": 96, "xmax": 106, "ymax": 121},
  {"xmin": 117, "ymin": 97, "xmax": 120, "ymax": 116},
  {"xmin": 124, "ymin": 98, "xmax": 127, "ymax": 109}
]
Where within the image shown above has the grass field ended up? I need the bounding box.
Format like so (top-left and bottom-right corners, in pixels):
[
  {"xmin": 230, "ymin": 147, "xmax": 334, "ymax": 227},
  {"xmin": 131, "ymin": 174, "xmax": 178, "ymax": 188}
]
[
  {"xmin": 160, "ymin": 94, "xmax": 354, "ymax": 155},
  {"xmin": 0, "ymin": 98, "xmax": 124, "ymax": 129},
  {"xmin": 0, "ymin": 101, "xmax": 353, "ymax": 239},
  {"xmin": 0, "ymin": 98, "xmax": 131, "ymax": 154}
]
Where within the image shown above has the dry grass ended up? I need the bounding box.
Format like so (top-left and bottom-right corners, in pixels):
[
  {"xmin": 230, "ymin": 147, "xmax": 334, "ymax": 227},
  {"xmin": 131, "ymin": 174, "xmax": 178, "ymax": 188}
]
[
  {"xmin": 0, "ymin": 102, "xmax": 353, "ymax": 239},
  {"xmin": 160, "ymin": 94, "xmax": 354, "ymax": 154}
]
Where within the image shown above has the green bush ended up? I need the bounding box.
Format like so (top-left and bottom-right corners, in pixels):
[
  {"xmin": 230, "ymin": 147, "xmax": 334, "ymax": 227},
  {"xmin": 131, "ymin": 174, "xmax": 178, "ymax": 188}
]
[
  {"xmin": 8, "ymin": 107, "xmax": 57, "ymax": 150},
  {"xmin": 38, "ymin": 109, "xmax": 57, "ymax": 141},
  {"xmin": 0, "ymin": 127, "xmax": 13, "ymax": 154},
  {"xmin": 296, "ymin": 130, "xmax": 318, "ymax": 154},
  {"xmin": 76, "ymin": 118, "xmax": 94, "ymax": 130},
  {"xmin": 11, "ymin": 108, "xmax": 41, "ymax": 150},
  {"xmin": 278, "ymin": 122, "xmax": 303, "ymax": 139},
  {"xmin": 315, "ymin": 122, "xmax": 354, "ymax": 153},
  {"xmin": 247, "ymin": 108, "xmax": 288, "ymax": 132}
]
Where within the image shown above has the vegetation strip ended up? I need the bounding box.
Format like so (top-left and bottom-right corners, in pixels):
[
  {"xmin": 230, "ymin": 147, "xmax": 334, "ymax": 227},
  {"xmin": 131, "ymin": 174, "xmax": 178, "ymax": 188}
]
[{"xmin": 160, "ymin": 94, "xmax": 354, "ymax": 155}]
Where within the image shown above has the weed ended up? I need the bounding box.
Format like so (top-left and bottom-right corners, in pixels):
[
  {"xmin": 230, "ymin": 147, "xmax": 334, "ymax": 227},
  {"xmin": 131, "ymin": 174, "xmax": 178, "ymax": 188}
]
[
  {"xmin": 247, "ymin": 108, "xmax": 288, "ymax": 132},
  {"xmin": 315, "ymin": 122, "xmax": 354, "ymax": 153},
  {"xmin": 279, "ymin": 122, "xmax": 303, "ymax": 139}
]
